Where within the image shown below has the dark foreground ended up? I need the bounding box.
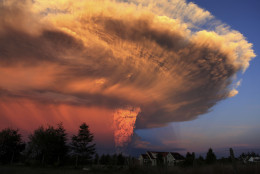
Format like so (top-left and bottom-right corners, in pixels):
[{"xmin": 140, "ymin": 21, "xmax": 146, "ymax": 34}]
[{"xmin": 0, "ymin": 164, "xmax": 259, "ymax": 174}]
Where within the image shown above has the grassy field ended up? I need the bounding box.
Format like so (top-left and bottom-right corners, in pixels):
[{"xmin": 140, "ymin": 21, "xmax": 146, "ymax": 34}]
[{"xmin": 0, "ymin": 164, "xmax": 259, "ymax": 174}]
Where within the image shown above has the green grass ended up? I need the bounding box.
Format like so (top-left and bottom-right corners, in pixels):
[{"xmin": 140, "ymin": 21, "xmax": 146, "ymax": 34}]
[{"xmin": 0, "ymin": 164, "xmax": 259, "ymax": 174}]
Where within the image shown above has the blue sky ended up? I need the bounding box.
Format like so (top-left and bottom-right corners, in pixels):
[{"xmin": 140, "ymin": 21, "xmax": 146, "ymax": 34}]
[{"xmin": 136, "ymin": 0, "xmax": 260, "ymax": 157}]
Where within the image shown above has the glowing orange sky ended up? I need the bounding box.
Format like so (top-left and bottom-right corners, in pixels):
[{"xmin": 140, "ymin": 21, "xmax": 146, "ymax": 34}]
[{"xmin": 0, "ymin": 98, "xmax": 114, "ymax": 145}]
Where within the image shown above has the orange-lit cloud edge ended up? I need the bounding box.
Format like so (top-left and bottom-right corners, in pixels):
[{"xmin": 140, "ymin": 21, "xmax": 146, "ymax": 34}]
[{"xmin": 0, "ymin": 0, "xmax": 255, "ymax": 150}]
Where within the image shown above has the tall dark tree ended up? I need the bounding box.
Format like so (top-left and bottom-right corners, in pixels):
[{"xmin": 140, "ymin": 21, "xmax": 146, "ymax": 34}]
[
  {"xmin": 0, "ymin": 128, "xmax": 25, "ymax": 164},
  {"xmin": 71, "ymin": 123, "xmax": 96, "ymax": 167},
  {"xmin": 117, "ymin": 153, "xmax": 125, "ymax": 166},
  {"xmin": 229, "ymin": 148, "xmax": 238, "ymax": 174},
  {"xmin": 196, "ymin": 155, "xmax": 205, "ymax": 166},
  {"xmin": 55, "ymin": 123, "xmax": 68, "ymax": 164},
  {"xmin": 94, "ymin": 153, "xmax": 99, "ymax": 165},
  {"xmin": 206, "ymin": 148, "xmax": 216, "ymax": 164},
  {"xmin": 185, "ymin": 152, "xmax": 195, "ymax": 166},
  {"xmin": 27, "ymin": 123, "xmax": 68, "ymax": 165},
  {"xmin": 99, "ymin": 154, "xmax": 105, "ymax": 165},
  {"xmin": 112, "ymin": 153, "xmax": 117, "ymax": 165}
]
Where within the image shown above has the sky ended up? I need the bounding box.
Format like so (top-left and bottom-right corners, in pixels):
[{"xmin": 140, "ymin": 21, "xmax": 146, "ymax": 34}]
[{"xmin": 0, "ymin": 0, "xmax": 259, "ymax": 157}]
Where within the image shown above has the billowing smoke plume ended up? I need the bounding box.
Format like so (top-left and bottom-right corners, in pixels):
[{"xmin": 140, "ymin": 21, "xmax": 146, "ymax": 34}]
[
  {"xmin": 113, "ymin": 107, "xmax": 141, "ymax": 149},
  {"xmin": 0, "ymin": 0, "xmax": 255, "ymax": 147}
]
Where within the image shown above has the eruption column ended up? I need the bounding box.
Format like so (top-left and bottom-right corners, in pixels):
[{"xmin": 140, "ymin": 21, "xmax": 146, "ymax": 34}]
[{"xmin": 113, "ymin": 106, "xmax": 141, "ymax": 148}]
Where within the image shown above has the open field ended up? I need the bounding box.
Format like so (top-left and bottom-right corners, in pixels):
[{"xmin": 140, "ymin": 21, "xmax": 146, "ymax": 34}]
[{"xmin": 0, "ymin": 164, "xmax": 259, "ymax": 174}]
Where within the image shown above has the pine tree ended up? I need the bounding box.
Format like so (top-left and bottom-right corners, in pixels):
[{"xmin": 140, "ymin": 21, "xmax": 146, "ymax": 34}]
[
  {"xmin": 206, "ymin": 148, "xmax": 216, "ymax": 164},
  {"xmin": 54, "ymin": 123, "xmax": 68, "ymax": 165},
  {"xmin": 71, "ymin": 123, "xmax": 96, "ymax": 167}
]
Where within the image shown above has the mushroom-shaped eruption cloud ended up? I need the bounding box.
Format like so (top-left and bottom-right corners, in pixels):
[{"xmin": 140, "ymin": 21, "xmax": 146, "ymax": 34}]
[{"xmin": 0, "ymin": 0, "xmax": 255, "ymax": 149}]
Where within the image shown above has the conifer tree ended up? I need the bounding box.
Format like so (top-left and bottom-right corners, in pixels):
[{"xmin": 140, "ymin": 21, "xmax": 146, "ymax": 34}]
[
  {"xmin": 206, "ymin": 148, "xmax": 216, "ymax": 164},
  {"xmin": 71, "ymin": 123, "xmax": 96, "ymax": 166}
]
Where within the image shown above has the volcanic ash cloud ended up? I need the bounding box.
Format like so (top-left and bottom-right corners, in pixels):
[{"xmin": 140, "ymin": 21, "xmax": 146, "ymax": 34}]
[
  {"xmin": 0, "ymin": 0, "xmax": 256, "ymax": 146},
  {"xmin": 113, "ymin": 107, "xmax": 141, "ymax": 148}
]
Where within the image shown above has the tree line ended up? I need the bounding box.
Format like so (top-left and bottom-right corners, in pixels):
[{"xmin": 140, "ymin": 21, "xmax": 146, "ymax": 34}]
[
  {"xmin": 1, "ymin": 123, "xmax": 259, "ymax": 168},
  {"xmin": 0, "ymin": 123, "xmax": 97, "ymax": 166},
  {"xmin": 182, "ymin": 148, "xmax": 217, "ymax": 167},
  {"xmin": 180, "ymin": 148, "xmax": 259, "ymax": 167}
]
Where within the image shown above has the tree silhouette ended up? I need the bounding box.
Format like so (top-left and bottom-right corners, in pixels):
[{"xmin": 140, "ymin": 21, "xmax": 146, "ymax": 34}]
[
  {"xmin": 71, "ymin": 123, "xmax": 96, "ymax": 167},
  {"xmin": 206, "ymin": 148, "xmax": 216, "ymax": 164},
  {"xmin": 27, "ymin": 123, "xmax": 68, "ymax": 165},
  {"xmin": 196, "ymin": 155, "xmax": 205, "ymax": 166},
  {"xmin": 94, "ymin": 153, "xmax": 99, "ymax": 165},
  {"xmin": 55, "ymin": 123, "xmax": 68, "ymax": 164},
  {"xmin": 184, "ymin": 152, "xmax": 195, "ymax": 166},
  {"xmin": 100, "ymin": 154, "xmax": 107, "ymax": 165},
  {"xmin": 229, "ymin": 148, "xmax": 238, "ymax": 174},
  {"xmin": 0, "ymin": 128, "xmax": 25, "ymax": 164},
  {"xmin": 117, "ymin": 153, "xmax": 125, "ymax": 165}
]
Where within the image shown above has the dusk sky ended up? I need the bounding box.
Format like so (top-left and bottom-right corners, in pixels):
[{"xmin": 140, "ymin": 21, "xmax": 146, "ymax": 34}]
[{"xmin": 0, "ymin": 0, "xmax": 259, "ymax": 157}]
